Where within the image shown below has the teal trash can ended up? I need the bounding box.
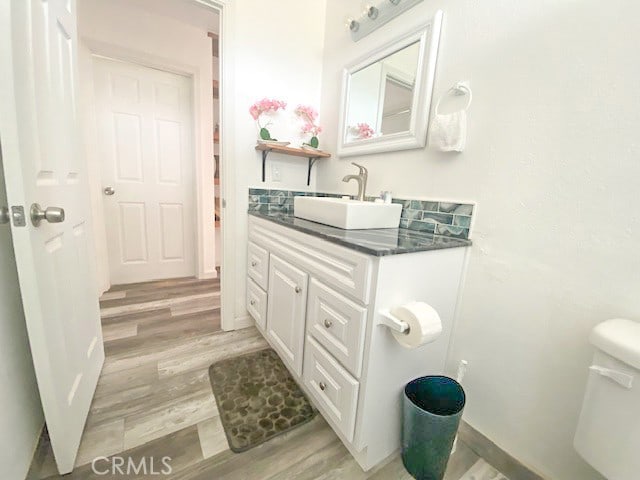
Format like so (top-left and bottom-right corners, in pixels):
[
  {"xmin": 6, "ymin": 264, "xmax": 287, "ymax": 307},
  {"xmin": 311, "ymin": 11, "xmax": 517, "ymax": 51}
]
[{"xmin": 401, "ymin": 376, "xmax": 466, "ymax": 480}]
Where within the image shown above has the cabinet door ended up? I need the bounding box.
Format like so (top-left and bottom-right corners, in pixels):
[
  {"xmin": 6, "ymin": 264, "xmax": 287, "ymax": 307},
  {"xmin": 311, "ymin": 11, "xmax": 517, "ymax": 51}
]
[{"xmin": 267, "ymin": 254, "xmax": 308, "ymax": 377}]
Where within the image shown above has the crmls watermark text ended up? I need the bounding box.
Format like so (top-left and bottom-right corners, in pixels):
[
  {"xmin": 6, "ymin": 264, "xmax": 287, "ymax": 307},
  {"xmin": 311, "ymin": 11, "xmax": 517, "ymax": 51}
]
[{"xmin": 91, "ymin": 456, "xmax": 173, "ymax": 476}]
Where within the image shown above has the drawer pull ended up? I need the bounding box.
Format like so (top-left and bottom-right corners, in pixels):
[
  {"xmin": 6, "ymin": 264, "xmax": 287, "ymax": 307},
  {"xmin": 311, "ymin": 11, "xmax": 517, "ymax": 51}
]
[
  {"xmin": 319, "ymin": 382, "xmax": 326, "ymax": 391},
  {"xmin": 250, "ymin": 300, "xmax": 256, "ymax": 306},
  {"xmin": 251, "ymin": 261, "xmax": 258, "ymax": 267},
  {"xmin": 295, "ymin": 286, "xmax": 302, "ymax": 293},
  {"xmin": 323, "ymin": 319, "xmax": 333, "ymax": 328}
]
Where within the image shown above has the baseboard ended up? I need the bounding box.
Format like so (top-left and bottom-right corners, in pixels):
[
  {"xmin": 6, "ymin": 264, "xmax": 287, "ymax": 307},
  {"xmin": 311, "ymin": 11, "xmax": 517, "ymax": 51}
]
[
  {"xmin": 232, "ymin": 314, "xmax": 254, "ymax": 330},
  {"xmin": 197, "ymin": 270, "xmax": 218, "ymax": 280},
  {"xmin": 458, "ymin": 421, "xmax": 546, "ymax": 480}
]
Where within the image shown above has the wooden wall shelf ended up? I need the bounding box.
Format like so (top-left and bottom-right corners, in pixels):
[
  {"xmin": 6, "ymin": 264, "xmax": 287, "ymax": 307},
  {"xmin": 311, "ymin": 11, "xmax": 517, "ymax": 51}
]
[{"xmin": 255, "ymin": 144, "xmax": 331, "ymax": 186}]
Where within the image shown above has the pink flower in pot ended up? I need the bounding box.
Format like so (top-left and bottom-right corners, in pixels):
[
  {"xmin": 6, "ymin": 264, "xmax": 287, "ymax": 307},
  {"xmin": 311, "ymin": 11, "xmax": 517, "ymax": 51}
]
[
  {"xmin": 249, "ymin": 98, "xmax": 287, "ymax": 141},
  {"xmin": 295, "ymin": 105, "xmax": 322, "ymax": 148}
]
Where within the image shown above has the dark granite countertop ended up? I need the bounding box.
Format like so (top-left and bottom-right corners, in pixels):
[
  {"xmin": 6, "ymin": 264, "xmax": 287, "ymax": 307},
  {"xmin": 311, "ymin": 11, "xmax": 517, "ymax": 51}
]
[{"xmin": 249, "ymin": 211, "xmax": 472, "ymax": 257}]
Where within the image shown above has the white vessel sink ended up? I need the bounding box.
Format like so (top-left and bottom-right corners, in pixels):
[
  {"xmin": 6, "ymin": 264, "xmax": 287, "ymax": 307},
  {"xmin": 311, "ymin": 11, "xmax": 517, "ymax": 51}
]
[{"xmin": 294, "ymin": 196, "xmax": 402, "ymax": 230}]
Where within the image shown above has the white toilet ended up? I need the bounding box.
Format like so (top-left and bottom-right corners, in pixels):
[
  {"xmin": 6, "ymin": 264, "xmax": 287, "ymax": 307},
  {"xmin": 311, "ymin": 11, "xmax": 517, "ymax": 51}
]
[{"xmin": 574, "ymin": 318, "xmax": 640, "ymax": 480}]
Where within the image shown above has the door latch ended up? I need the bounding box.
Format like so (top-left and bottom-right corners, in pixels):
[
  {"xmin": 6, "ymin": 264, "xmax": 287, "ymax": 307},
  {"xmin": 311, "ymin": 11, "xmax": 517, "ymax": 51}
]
[{"xmin": 11, "ymin": 206, "xmax": 26, "ymax": 227}]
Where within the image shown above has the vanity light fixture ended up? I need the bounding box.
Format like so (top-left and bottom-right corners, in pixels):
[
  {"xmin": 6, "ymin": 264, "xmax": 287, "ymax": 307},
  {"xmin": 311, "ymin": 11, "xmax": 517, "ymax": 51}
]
[{"xmin": 348, "ymin": 0, "xmax": 424, "ymax": 42}]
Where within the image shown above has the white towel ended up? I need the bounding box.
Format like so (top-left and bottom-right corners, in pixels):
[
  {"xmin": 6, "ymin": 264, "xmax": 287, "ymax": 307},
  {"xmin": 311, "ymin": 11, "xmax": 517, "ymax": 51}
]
[
  {"xmin": 428, "ymin": 82, "xmax": 472, "ymax": 152},
  {"xmin": 428, "ymin": 109, "xmax": 467, "ymax": 152}
]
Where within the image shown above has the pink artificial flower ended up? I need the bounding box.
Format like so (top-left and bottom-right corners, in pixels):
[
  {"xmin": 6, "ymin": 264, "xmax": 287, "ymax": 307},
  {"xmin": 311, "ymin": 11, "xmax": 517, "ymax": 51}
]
[
  {"xmin": 294, "ymin": 104, "xmax": 322, "ymax": 138},
  {"xmin": 249, "ymin": 105, "xmax": 260, "ymax": 120},
  {"xmin": 249, "ymin": 98, "xmax": 287, "ymax": 127},
  {"xmin": 356, "ymin": 123, "xmax": 375, "ymax": 139},
  {"xmin": 294, "ymin": 105, "xmax": 318, "ymax": 122}
]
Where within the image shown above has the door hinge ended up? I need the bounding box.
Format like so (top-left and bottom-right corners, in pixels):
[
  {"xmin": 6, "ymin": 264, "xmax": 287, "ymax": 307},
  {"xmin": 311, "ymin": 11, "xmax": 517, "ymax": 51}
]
[
  {"xmin": 11, "ymin": 206, "xmax": 26, "ymax": 227},
  {"xmin": 222, "ymin": 199, "xmax": 226, "ymax": 208},
  {"xmin": 0, "ymin": 206, "xmax": 9, "ymax": 225}
]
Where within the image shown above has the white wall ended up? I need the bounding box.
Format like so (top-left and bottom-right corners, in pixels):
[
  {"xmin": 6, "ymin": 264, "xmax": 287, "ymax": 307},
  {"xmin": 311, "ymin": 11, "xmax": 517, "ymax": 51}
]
[
  {"xmin": 227, "ymin": 0, "xmax": 327, "ymax": 188},
  {"xmin": 78, "ymin": 0, "xmax": 218, "ymax": 290},
  {"xmin": 222, "ymin": 0, "xmax": 327, "ymax": 324},
  {"xmin": 0, "ymin": 154, "xmax": 43, "ymax": 479},
  {"xmin": 317, "ymin": 1, "xmax": 640, "ymax": 479}
]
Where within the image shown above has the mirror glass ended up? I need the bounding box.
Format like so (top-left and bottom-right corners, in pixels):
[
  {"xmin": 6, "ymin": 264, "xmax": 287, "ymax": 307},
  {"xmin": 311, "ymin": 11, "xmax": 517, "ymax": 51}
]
[{"xmin": 343, "ymin": 41, "xmax": 420, "ymax": 143}]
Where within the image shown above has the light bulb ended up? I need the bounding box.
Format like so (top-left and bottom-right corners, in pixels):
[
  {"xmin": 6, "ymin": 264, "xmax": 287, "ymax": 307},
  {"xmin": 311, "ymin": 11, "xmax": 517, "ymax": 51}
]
[
  {"xmin": 363, "ymin": 4, "xmax": 379, "ymax": 19},
  {"xmin": 344, "ymin": 17, "xmax": 360, "ymax": 32}
]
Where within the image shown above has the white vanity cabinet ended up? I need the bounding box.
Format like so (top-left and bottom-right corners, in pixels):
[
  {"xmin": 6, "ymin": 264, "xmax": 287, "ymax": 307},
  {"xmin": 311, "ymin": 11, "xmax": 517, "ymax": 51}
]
[{"xmin": 247, "ymin": 214, "xmax": 469, "ymax": 471}]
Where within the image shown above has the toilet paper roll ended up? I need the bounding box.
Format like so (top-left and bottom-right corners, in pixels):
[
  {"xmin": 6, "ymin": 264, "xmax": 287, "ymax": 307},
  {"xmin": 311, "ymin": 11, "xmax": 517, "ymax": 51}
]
[{"xmin": 391, "ymin": 301, "xmax": 442, "ymax": 349}]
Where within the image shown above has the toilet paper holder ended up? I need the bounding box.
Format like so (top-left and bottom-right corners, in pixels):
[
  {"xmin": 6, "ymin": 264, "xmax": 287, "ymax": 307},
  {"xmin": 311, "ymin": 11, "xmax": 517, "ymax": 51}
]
[{"xmin": 378, "ymin": 309, "xmax": 410, "ymax": 334}]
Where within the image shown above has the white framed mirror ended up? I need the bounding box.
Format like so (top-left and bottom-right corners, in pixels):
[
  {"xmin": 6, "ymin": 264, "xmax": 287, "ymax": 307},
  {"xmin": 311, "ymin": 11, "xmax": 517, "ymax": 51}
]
[{"xmin": 337, "ymin": 11, "xmax": 443, "ymax": 157}]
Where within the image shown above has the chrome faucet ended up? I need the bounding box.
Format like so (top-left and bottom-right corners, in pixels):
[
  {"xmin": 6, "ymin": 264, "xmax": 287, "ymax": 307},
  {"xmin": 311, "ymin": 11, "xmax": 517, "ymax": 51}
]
[{"xmin": 342, "ymin": 162, "xmax": 368, "ymax": 201}]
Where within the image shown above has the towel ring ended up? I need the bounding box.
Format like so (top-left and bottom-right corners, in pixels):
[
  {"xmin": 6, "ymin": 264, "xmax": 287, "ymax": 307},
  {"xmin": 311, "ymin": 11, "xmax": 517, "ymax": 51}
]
[{"xmin": 434, "ymin": 82, "xmax": 473, "ymax": 115}]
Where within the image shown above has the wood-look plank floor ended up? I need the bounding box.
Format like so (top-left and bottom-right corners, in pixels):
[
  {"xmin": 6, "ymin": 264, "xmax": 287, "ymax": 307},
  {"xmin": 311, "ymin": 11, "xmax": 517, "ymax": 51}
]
[{"xmin": 28, "ymin": 277, "xmax": 495, "ymax": 480}]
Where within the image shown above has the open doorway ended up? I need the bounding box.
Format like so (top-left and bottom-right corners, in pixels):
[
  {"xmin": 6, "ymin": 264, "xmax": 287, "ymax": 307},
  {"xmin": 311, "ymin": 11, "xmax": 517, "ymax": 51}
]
[{"xmin": 78, "ymin": 0, "xmax": 221, "ymax": 294}]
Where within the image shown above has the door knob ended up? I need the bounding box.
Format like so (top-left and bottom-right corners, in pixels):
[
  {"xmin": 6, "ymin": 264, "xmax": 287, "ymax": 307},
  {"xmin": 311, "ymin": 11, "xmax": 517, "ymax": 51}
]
[
  {"xmin": 30, "ymin": 204, "xmax": 65, "ymax": 226},
  {"xmin": 103, "ymin": 186, "xmax": 115, "ymax": 196},
  {"xmin": 0, "ymin": 206, "xmax": 9, "ymax": 225},
  {"xmin": 295, "ymin": 286, "xmax": 302, "ymax": 293},
  {"xmin": 319, "ymin": 382, "xmax": 326, "ymax": 391},
  {"xmin": 324, "ymin": 319, "xmax": 333, "ymax": 328}
]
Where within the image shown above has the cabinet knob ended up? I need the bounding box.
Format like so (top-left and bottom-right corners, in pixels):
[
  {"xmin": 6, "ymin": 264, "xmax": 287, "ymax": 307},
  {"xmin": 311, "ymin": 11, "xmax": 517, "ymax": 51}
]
[
  {"xmin": 251, "ymin": 261, "xmax": 258, "ymax": 267},
  {"xmin": 295, "ymin": 286, "xmax": 302, "ymax": 293},
  {"xmin": 319, "ymin": 382, "xmax": 326, "ymax": 391},
  {"xmin": 250, "ymin": 300, "xmax": 256, "ymax": 306},
  {"xmin": 323, "ymin": 319, "xmax": 333, "ymax": 328}
]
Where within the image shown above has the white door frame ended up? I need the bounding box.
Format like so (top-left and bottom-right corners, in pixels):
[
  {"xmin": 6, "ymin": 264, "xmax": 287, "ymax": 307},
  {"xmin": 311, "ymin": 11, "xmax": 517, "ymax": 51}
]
[{"xmin": 194, "ymin": 0, "xmax": 245, "ymax": 332}]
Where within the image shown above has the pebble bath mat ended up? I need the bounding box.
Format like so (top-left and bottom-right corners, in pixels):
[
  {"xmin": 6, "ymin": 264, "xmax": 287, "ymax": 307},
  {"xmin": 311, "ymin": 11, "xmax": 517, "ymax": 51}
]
[{"xmin": 208, "ymin": 348, "xmax": 316, "ymax": 452}]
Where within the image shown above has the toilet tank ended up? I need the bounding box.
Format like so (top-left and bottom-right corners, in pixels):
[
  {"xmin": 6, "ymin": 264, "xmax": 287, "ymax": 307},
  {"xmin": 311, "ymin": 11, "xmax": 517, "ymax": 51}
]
[{"xmin": 574, "ymin": 318, "xmax": 640, "ymax": 480}]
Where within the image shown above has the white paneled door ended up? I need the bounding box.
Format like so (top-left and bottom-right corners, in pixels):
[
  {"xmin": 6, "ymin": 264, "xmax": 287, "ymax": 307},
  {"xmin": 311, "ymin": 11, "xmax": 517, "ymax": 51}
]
[
  {"xmin": 93, "ymin": 58, "xmax": 195, "ymax": 284},
  {"xmin": 0, "ymin": 0, "xmax": 104, "ymax": 474}
]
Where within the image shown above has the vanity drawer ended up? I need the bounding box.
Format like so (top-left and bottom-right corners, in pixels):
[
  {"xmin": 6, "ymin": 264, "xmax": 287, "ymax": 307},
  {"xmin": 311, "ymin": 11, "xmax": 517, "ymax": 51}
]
[
  {"xmin": 246, "ymin": 277, "xmax": 267, "ymax": 331},
  {"xmin": 303, "ymin": 335, "xmax": 359, "ymax": 442},
  {"xmin": 247, "ymin": 241, "xmax": 269, "ymax": 290},
  {"xmin": 249, "ymin": 216, "xmax": 372, "ymax": 304},
  {"xmin": 307, "ymin": 279, "xmax": 367, "ymax": 378}
]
